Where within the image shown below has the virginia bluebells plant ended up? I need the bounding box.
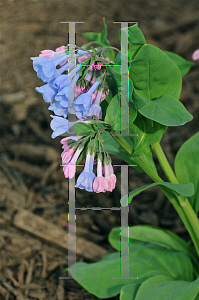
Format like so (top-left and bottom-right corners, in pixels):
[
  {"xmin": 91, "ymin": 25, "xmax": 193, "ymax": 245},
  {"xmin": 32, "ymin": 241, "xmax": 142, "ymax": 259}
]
[{"xmin": 31, "ymin": 44, "xmax": 116, "ymax": 193}]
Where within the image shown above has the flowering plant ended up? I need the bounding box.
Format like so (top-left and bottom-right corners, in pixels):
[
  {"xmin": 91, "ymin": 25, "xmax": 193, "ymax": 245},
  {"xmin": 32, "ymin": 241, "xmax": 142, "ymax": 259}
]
[{"xmin": 31, "ymin": 18, "xmax": 199, "ymax": 300}]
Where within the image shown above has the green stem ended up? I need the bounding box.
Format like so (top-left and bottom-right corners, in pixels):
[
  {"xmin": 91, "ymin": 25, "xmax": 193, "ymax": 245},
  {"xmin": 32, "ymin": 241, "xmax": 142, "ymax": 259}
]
[
  {"xmin": 151, "ymin": 142, "xmax": 178, "ymax": 183},
  {"xmin": 109, "ymin": 130, "xmax": 133, "ymax": 155},
  {"xmin": 109, "ymin": 130, "xmax": 199, "ymax": 258},
  {"xmin": 151, "ymin": 142, "xmax": 199, "ymax": 256}
]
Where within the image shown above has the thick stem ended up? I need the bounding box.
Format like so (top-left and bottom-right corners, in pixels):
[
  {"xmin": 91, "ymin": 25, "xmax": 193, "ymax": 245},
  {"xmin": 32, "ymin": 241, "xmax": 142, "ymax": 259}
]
[
  {"xmin": 151, "ymin": 142, "xmax": 178, "ymax": 183},
  {"xmin": 109, "ymin": 130, "xmax": 199, "ymax": 258},
  {"xmin": 151, "ymin": 142, "xmax": 199, "ymax": 256}
]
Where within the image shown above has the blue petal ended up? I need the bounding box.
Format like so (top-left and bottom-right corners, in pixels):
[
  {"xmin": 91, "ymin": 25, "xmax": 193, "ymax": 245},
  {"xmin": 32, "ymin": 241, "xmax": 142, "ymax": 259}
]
[{"xmin": 50, "ymin": 115, "xmax": 68, "ymax": 138}]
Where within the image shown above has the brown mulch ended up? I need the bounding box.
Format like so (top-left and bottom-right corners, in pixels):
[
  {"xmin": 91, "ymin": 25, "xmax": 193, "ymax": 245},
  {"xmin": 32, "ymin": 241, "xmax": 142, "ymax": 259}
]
[{"xmin": 0, "ymin": 0, "xmax": 199, "ymax": 299}]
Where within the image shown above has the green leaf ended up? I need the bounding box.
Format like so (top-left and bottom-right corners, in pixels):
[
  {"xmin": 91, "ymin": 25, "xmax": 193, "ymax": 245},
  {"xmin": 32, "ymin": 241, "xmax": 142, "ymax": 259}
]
[
  {"xmin": 105, "ymin": 66, "xmax": 136, "ymax": 132},
  {"xmin": 105, "ymin": 94, "xmax": 121, "ymax": 131},
  {"xmin": 105, "ymin": 73, "xmax": 118, "ymax": 99},
  {"xmin": 108, "ymin": 227, "xmax": 166, "ymax": 253},
  {"xmin": 134, "ymin": 274, "xmax": 199, "ymax": 300},
  {"xmin": 105, "ymin": 65, "xmax": 121, "ymax": 91},
  {"xmin": 164, "ymin": 51, "xmax": 195, "ymax": 76},
  {"xmin": 82, "ymin": 17, "xmax": 115, "ymax": 61},
  {"xmin": 100, "ymin": 130, "xmax": 136, "ymax": 161},
  {"xmin": 175, "ymin": 132, "xmax": 199, "ymax": 213},
  {"xmin": 125, "ymin": 225, "xmax": 196, "ymax": 253},
  {"xmin": 70, "ymin": 122, "xmax": 95, "ymax": 136},
  {"xmin": 121, "ymin": 181, "xmax": 194, "ymax": 207},
  {"xmin": 75, "ymin": 141, "xmax": 88, "ymax": 166},
  {"xmin": 129, "ymin": 112, "xmax": 167, "ymax": 156},
  {"xmin": 120, "ymin": 283, "xmax": 141, "ymax": 300},
  {"xmin": 66, "ymin": 246, "xmax": 194, "ymax": 298},
  {"xmin": 133, "ymin": 92, "xmax": 193, "ymax": 126},
  {"xmin": 115, "ymin": 52, "xmax": 121, "ymax": 65},
  {"xmin": 105, "ymin": 67, "xmax": 167, "ymax": 156},
  {"xmin": 108, "ymin": 225, "xmax": 199, "ymax": 277},
  {"xmin": 99, "ymin": 128, "xmax": 161, "ymax": 173},
  {"xmin": 106, "ymin": 64, "xmax": 134, "ymax": 98},
  {"xmin": 130, "ymin": 44, "xmax": 182, "ymax": 101},
  {"xmin": 118, "ymin": 23, "xmax": 146, "ymax": 59}
]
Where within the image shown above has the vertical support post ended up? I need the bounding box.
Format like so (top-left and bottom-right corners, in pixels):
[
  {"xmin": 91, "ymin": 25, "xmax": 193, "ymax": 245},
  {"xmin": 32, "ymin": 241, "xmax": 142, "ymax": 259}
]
[
  {"xmin": 112, "ymin": 165, "xmax": 137, "ymax": 279},
  {"xmin": 113, "ymin": 21, "xmax": 137, "ymax": 137},
  {"xmin": 59, "ymin": 21, "xmax": 85, "ymax": 280}
]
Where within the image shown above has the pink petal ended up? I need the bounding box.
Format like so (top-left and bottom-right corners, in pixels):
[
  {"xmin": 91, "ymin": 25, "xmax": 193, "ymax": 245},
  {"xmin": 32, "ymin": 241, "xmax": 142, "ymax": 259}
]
[
  {"xmin": 62, "ymin": 148, "xmax": 74, "ymax": 164},
  {"xmin": 39, "ymin": 50, "xmax": 55, "ymax": 59},
  {"xmin": 93, "ymin": 177, "xmax": 109, "ymax": 193},
  {"xmin": 55, "ymin": 46, "xmax": 66, "ymax": 52},
  {"xmin": 78, "ymin": 54, "xmax": 92, "ymax": 64},
  {"xmin": 105, "ymin": 177, "xmax": 114, "ymax": 192},
  {"xmin": 192, "ymin": 49, "xmax": 199, "ymax": 61},
  {"xmin": 60, "ymin": 137, "xmax": 71, "ymax": 144},
  {"xmin": 63, "ymin": 164, "xmax": 76, "ymax": 179}
]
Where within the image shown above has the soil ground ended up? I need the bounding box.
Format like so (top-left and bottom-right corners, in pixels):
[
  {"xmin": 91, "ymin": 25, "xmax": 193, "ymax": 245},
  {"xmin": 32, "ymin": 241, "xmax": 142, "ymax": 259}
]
[{"xmin": 0, "ymin": 0, "xmax": 199, "ymax": 299}]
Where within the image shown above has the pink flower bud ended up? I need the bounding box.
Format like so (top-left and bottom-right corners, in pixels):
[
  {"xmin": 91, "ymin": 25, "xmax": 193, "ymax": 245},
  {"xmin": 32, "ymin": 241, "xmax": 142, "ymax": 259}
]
[{"xmin": 192, "ymin": 49, "xmax": 199, "ymax": 61}]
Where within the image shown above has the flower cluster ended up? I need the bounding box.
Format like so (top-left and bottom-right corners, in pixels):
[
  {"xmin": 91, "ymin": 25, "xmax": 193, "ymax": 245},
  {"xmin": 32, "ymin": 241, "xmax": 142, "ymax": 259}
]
[
  {"xmin": 31, "ymin": 44, "xmax": 117, "ymax": 193},
  {"xmin": 31, "ymin": 45, "xmax": 110, "ymax": 138},
  {"xmin": 61, "ymin": 138, "xmax": 116, "ymax": 193}
]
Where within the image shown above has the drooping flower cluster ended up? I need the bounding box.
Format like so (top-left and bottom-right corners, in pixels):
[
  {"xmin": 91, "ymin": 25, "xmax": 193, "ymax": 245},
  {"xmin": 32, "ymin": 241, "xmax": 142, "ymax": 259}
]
[
  {"xmin": 31, "ymin": 44, "xmax": 117, "ymax": 193},
  {"xmin": 61, "ymin": 138, "xmax": 116, "ymax": 193},
  {"xmin": 31, "ymin": 45, "xmax": 110, "ymax": 138}
]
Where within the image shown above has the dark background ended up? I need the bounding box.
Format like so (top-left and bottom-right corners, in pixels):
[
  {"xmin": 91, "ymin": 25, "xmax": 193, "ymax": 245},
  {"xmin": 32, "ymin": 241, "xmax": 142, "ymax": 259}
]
[{"xmin": 0, "ymin": 0, "xmax": 199, "ymax": 299}]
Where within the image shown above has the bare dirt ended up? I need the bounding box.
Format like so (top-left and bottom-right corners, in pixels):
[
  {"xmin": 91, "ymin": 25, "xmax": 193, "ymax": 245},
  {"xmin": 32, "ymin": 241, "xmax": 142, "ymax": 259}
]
[{"xmin": 0, "ymin": 0, "xmax": 199, "ymax": 299}]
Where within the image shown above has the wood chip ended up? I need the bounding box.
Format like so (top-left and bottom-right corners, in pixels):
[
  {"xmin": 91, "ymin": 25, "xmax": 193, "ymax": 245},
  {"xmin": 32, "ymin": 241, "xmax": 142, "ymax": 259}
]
[
  {"xmin": 9, "ymin": 144, "xmax": 59, "ymax": 162},
  {"xmin": 5, "ymin": 160, "xmax": 45, "ymax": 179},
  {"xmin": 1, "ymin": 280, "xmax": 31, "ymax": 300},
  {"xmin": 28, "ymin": 290, "xmax": 46, "ymax": 299},
  {"xmin": 12, "ymin": 208, "xmax": 108, "ymax": 259},
  {"xmin": 41, "ymin": 251, "xmax": 47, "ymax": 278},
  {"xmin": 47, "ymin": 261, "xmax": 62, "ymax": 272},
  {"xmin": 0, "ymin": 91, "xmax": 26, "ymax": 103},
  {"xmin": 15, "ymin": 247, "xmax": 32, "ymax": 258},
  {"xmin": 0, "ymin": 284, "xmax": 7, "ymax": 297},
  {"xmin": 25, "ymin": 258, "xmax": 34, "ymax": 286},
  {"xmin": 56, "ymin": 280, "xmax": 64, "ymax": 300},
  {"xmin": 17, "ymin": 264, "xmax": 25, "ymax": 285},
  {"xmin": 4, "ymin": 267, "xmax": 20, "ymax": 287}
]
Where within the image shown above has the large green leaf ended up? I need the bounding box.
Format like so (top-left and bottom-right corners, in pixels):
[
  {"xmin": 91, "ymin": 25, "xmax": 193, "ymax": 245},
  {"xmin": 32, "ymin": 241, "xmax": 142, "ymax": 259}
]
[
  {"xmin": 164, "ymin": 51, "xmax": 195, "ymax": 77},
  {"xmin": 175, "ymin": 132, "xmax": 199, "ymax": 213},
  {"xmin": 134, "ymin": 274, "xmax": 199, "ymax": 300},
  {"xmin": 82, "ymin": 17, "xmax": 115, "ymax": 61},
  {"xmin": 120, "ymin": 181, "xmax": 194, "ymax": 207},
  {"xmin": 108, "ymin": 226, "xmax": 155, "ymax": 252},
  {"xmin": 130, "ymin": 44, "xmax": 182, "ymax": 101},
  {"xmin": 133, "ymin": 92, "xmax": 193, "ymax": 126},
  {"xmin": 108, "ymin": 226, "xmax": 199, "ymax": 278},
  {"xmin": 66, "ymin": 246, "xmax": 194, "ymax": 299},
  {"xmin": 118, "ymin": 23, "xmax": 146, "ymax": 59},
  {"xmin": 122, "ymin": 225, "xmax": 196, "ymax": 255},
  {"xmin": 120, "ymin": 283, "xmax": 141, "ymax": 300}
]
